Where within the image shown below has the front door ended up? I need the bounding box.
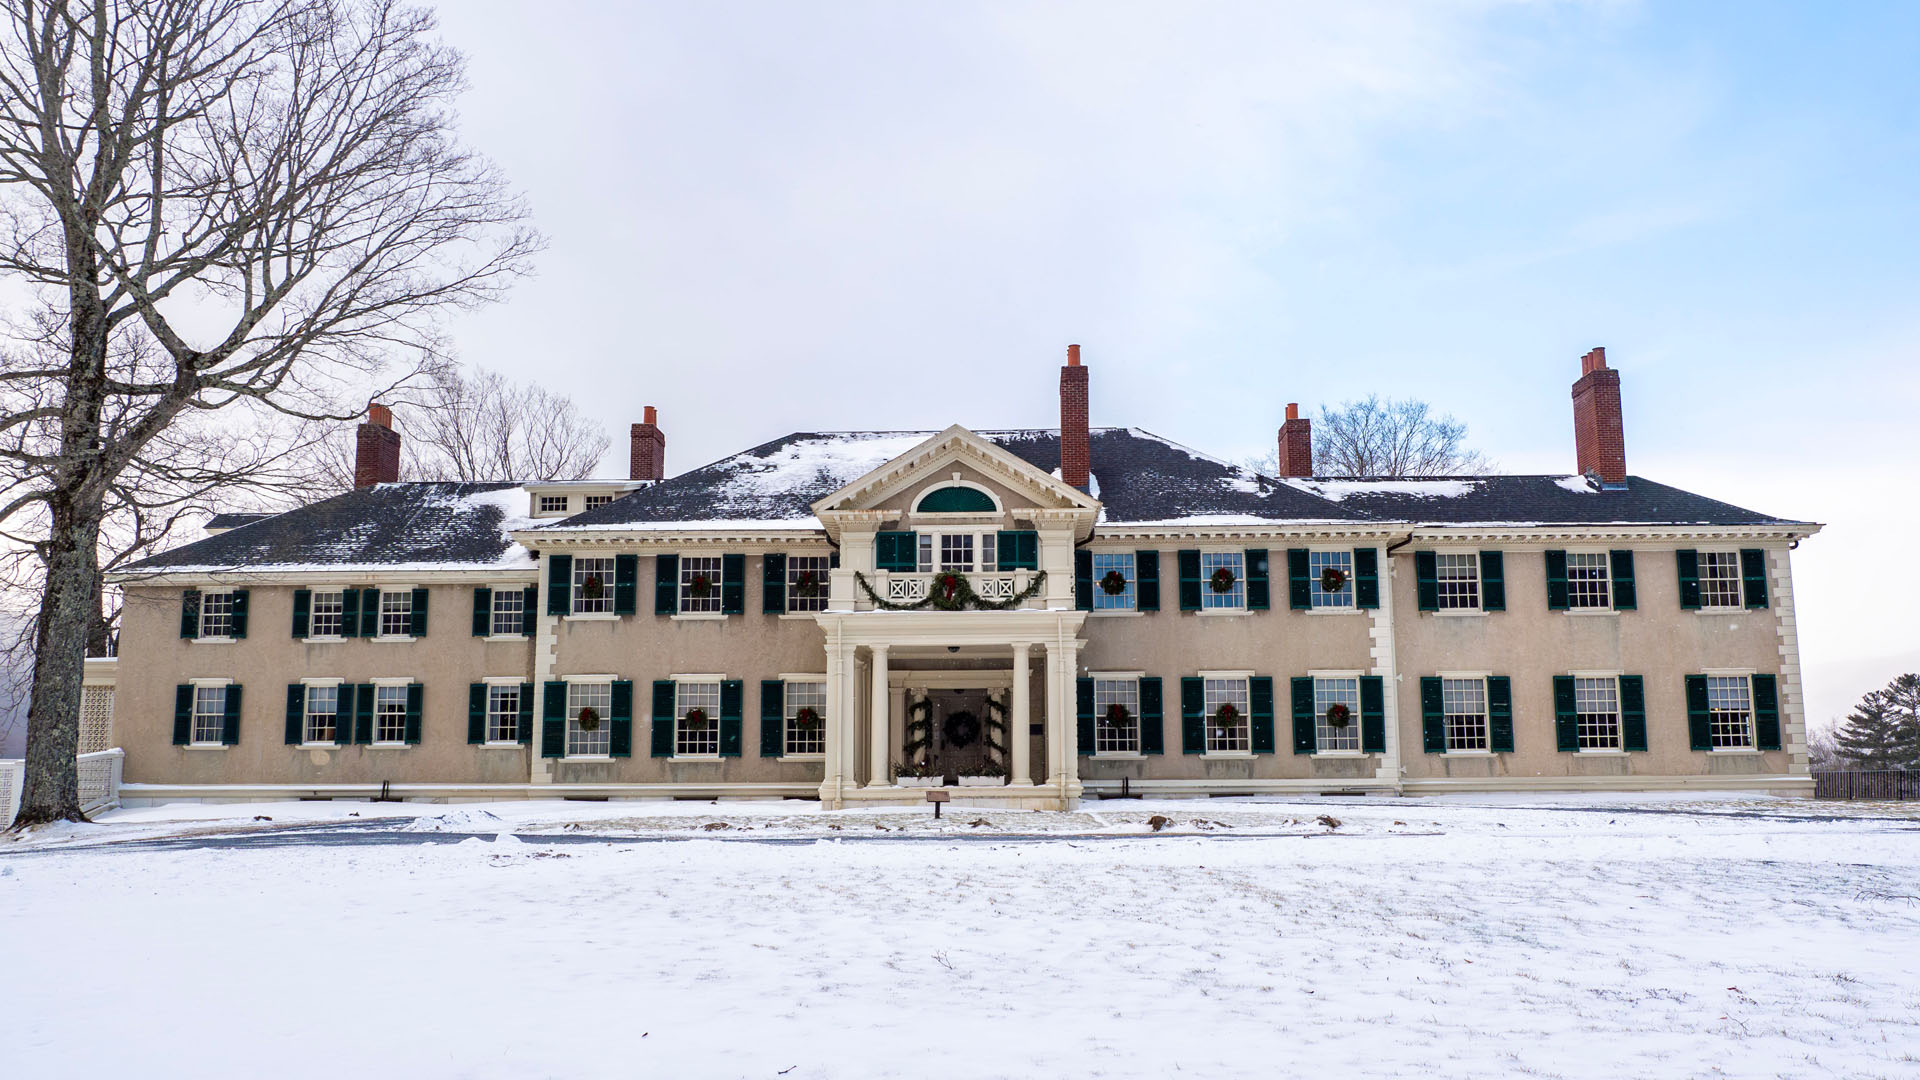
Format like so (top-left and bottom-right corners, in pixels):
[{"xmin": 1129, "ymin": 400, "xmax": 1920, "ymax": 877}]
[{"xmin": 929, "ymin": 688, "xmax": 991, "ymax": 782}]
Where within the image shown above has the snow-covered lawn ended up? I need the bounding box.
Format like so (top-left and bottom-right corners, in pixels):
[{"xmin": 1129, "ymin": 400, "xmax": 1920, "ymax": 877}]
[{"xmin": 6, "ymin": 795, "xmax": 1919, "ymax": 1079}]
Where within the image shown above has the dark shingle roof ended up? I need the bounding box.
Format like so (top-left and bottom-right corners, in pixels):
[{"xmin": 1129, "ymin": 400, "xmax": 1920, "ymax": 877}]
[
  {"xmin": 124, "ymin": 482, "xmax": 532, "ymax": 572},
  {"xmin": 1280, "ymin": 474, "xmax": 1801, "ymax": 526},
  {"xmin": 204, "ymin": 512, "xmax": 272, "ymax": 531}
]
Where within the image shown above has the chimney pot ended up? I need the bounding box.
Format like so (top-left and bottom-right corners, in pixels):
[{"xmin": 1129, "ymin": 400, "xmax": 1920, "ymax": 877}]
[
  {"xmin": 630, "ymin": 407, "xmax": 667, "ymax": 481},
  {"xmin": 643, "ymin": 405, "xmax": 657, "ymax": 425},
  {"xmin": 1571, "ymin": 348, "xmax": 1627, "ymax": 484},
  {"xmin": 367, "ymin": 403, "xmax": 393, "ymax": 428},
  {"xmin": 1066, "ymin": 343, "xmax": 1081, "ymax": 367},
  {"xmin": 354, "ymin": 403, "xmax": 402, "ymax": 487},
  {"xmin": 1285, "ymin": 402, "xmax": 1299, "ymax": 421},
  {"xmin": 1059, "ymin": 347, "xmax": 1090, "ymax": 491},
  {"xmin": 1278, "ymin": 403, "xmax": 1313, "ymax": 478}
]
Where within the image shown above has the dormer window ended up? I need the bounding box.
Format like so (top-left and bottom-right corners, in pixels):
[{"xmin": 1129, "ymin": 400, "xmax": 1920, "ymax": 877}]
[{"xmin": 538, "ymin": 495, "xmax": 569, "ymax": 514}]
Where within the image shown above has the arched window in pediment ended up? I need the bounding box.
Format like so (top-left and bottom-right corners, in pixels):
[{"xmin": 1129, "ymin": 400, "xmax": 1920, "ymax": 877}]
[{"xmin": 914, "ymin": 485, "xmax": 997, "ymax": 514}]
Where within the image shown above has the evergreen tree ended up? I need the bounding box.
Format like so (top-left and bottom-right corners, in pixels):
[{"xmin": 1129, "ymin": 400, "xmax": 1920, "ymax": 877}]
[{"xmin": 1834, "ymin": 674, "xmax": 1920, "ymax": 769}]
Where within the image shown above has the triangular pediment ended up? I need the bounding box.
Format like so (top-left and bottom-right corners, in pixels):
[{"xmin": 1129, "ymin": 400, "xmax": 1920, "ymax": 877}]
[{"xmin": 811, "ymin": 426, "xmax": 1099, "ymax": 518}]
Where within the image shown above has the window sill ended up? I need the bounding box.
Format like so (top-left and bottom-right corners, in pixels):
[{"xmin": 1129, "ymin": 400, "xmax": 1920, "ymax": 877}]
[
  {"xmin": 671, "ymin": 613, "xmax": 728, "ymax": 622},
  {"xmin": 1202, "ymin": 750, "xmax": 1253, "ymax": 759},
  {"xmin": 484, "ymin": 634, "xmax": 529, "ymax": 643},
  {"xmin": 564, "ymin": 613, "xmax": 619, "ymax": 623},
  {"xmin": 183, "ymin": 744, "xmax": 228, "ymax": 751},
  {"xmin": 298, "ymin": 742, "xmax": 343, "ymax": 750},
  {"xmin": 563, "ymin": 754, "xmax": 612, "ymax": 761},
  {"xmin": 1709, "ymin": 747, "xmax": 1761, "ymax": 754},
  {"xmin": 370, "ymin": 635, "xmax": 416, "ymax": 644},
  {"xmin": 780, "ymin": 752, "xmax": 826, "ymax": 761},
  {"xmin": 1431, "ymin": 609, "xmax": 1486, "ymax": 618},
  {"xmin": 302, "ymin": 636, "xmax": 346, "ymax": 644},
  {"xmin": 1195, "ymin": 608, "xmax": 1248, "ymax": 617},
  {"xmin": 672, "ymin": 754, "xmax": 722, "ymax": 761},
  {"xmin": 481, "ymin": 741, "xmax": 525, "ymax": 749},
  {"xmin": 1444, "ymin": 749, "xmax": 1495, "ymax": 756},
  {"xmin": 191, "ymin": 637, "xmax": 236, "ymax": 645},
  {"xmin": 1562, "ymin": 608, "xmax": 1619, "ymax": 617},
  {"xmin": 1695, "ymin": 608, "xmax": 1746, "ymax": 616},
  {"xmin": 368, "ymin": 742, "xmax": 411, "ymax": 750},
  {"xmin": 1088, "ymin": 608, "xmax": 1143, "ymax": 617},
  {"xmin": 1094, "ymin": 751, "xmax": 1145, "ymax": 759},
  {"xmin": 1577, "ymin": 748, "xmax": 1628, "ymax": 755},
  {"xmin": 1306, "ymin": 606, "xmax": 1362, "ymax": 616},
  {"xmin": 1312, "ymin": 750, "xmax": 1369, "ymax": 758},
  {"xmin": 779, "ymin": 611, "xmax": 829, "ymax": 620}
]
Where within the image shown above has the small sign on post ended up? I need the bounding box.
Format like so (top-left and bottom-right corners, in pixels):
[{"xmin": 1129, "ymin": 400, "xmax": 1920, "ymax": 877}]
[{"xmin": 925, "ymin": 788, "xmax": 950, "ymax": 819}]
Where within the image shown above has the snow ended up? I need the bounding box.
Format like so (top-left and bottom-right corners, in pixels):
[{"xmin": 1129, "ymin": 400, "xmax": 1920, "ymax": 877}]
[
  {"xmin": 6, "ymin": 794, "xmax": 1918, "ymax": 1079},
  {"xmin": 1287, "ymin": 478, "xmax": 1481, "ymax": 502},
  {"xmin": 1554, "ymin": 474, "xmax": 1599, "ymax": 493}
]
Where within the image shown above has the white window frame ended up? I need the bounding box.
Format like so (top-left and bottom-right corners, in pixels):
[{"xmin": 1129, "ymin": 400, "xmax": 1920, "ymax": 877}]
[
  {"xmin": 1438, "ymin": 671, "xmax": 1492, "ymax": 754},
  {"xmin": 1307, "ymin": 550, "xmax": 1357, "ymax": 612},
  {"xmin": 1198, "ymin": 669, "xmax": 1253, "ymax": 756},
  {"xmin": 187, "ymin": 678, "xmax": 231, "ymax": 748},
  {"xmin": 1198, "ymin": 551, "xmax": 1247, "ymax": 614},
  {"xmin": 197, "ymin": 588, "xmax": 237, "ymax": 641},
  {"xmin": 369, "ymin": 678, "xmax": 412, "ymax": 747},
  {"xmin": 570, "ymin": 556, "xmax": 617, "ymax": 618},
  {"xmin": 1090, "ymin": 553, "xmax": 1137, "ymax": 614},
  {"xmin": 563, "ymin": 676, "xmax": 615, "ymax": 759},
  {"xmin": 300, "ymin": 677, "xmax": 345, "ymax": 747},
  {"xmin": 374, "ymin": 589, "xmax": 416, "ymax": 641},
  {"xmin": 1703, "ymin": 669, "xmax": 1758, "ymax": 752},
  {"xmin": 783, "ymin": 556, "xmax": 832, "ymax": 615},
  {"xmin": 673, "ymin": 676, "xmax": 724, "ymax": 759},
  {"xmin": 484, "ymin": 680, "xmax": 523, "ymax": 747},
  {"xmin": 911, "ymin": 529, "xmax": 1005, "ymax": 574},
  {"xmin": 307, "ymin": 589, "xmax": 346, "ymax": 641},
  {"xmin": 676, "ymin": 554, "xmax": 725, "ymax": 618},
  {"xmin": 781, "ymin": 676, "xmax": 827, "ymax": 759},
  {"xmin": 1563, "ymin": 549, "xmax": 1615, "ymax": 614},
  {"xmin": 489, "ymin": 584, "xmax": 528, "ymax": 638},
  {"xmin": 1697, "ymin": 550, "xmax": 1745, "ymax": 611},
  {"xmin": 1309, "ymin": 670, "xmax": 1364, "ymax": 755},
  {"xmin": 583, "ymin": 494, "xmax": 615, "ymax": 511},
  {"xmin": 538, "ymin": 494, "xmax": 570, "ymax": 515},
  {"xmin": 1433, "ymin": 551, "xmax": 1482, "ymax": 615},
  {"xmin": 1569, "ymin": 670, "xmax": 1624, "ymax": 753},
  {"xmin": 1090, "ymin": 672, "xmax": 1144, "ymax": 757}
]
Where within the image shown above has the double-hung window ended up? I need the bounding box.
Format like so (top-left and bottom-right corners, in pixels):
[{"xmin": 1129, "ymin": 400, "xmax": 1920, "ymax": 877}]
[
  {"xmin": 199, "ymin": 590, "xmax": 236, "ymax": 638},
  {"xmin": 539, "ymin": 495, "xmax": 569, "ymax": 514},
  {"xmin": 676, "ymin": 680, "xmax": 722, "ymax": 757},
  {"xmin": 1706, "ymin": 676, "xmax": 1755, "ymax": 750},
  {"xmin": 1699, "ymin": 551, "xmax": 1743, "ymax": 609},
  {"xmin": 1574, "ymin": 676, "xmax": 1621, "ymax": 750},
  {"xmin": 572, "ymin": 556, "xmax": 616, "ymax": 615},
  {"xmin": 566, "ymin": 681, "xmax": 612, "ymax": 757},
  {"xmin": 1200, "ymin": 552, "xmax": 1246, "ymax": 611},
  {"xmin": 373, "ymin": 685, "xmax": 410, "ymax": 744},
  {"xmin": 786, "ymin": 556, "xmax": 832, "ymax": 614},
  {"xmin": 679, "ymin": 555, "xmax": 724, "ymax": 615},
  {"xmin": 1441, "ymin": 677, "xmax": 1489, "ymax": 752},
  {"xmin": 1091, "ymin": 553, "xmax": 1136, "ymax": 611},
  {"xmin": 303, "ymin": 684, "xmax": 340, "ymax": 744},
  {"xmin": 491, "ymin": 587, "xmax": 526, "ymax": 636},
  {"xmin": 191, "ymin": 685, "xmax": 228, "ymax": 745},
  {"xmin": 784, "ymin": 680, "xmax": 826, "ymax": 756},
  {"xmin": 1435, "ymin": 554, "xmax": 1480, "ymax": 611},
  {"xmin": 1565, "ymin": 552, "xmax": 1612, "ymax": 609},
  {"xmin": 487, "ymin": 684, "xmax": 522, "ymax": 743},
  {"xmin": 308, "ymin": 590, "xmax": 345, "ymax": 638},
  {"xmin": 1309, "ymin": 551, "xmax": 1354, "ymax": 609},
  {"xmin": 378, "ymin": 591, "xmax": 413, "ymax": 637},
  {"xmin": 1314, "ymin": 676, "xmax": 1362, "ymax": 752},
  {"xmin": 1093, "ymin": 677, "xmax": 1141, "ymax": 754},
  {"xmin": 1202, "ymin": 676, "xmax": 1251, "ymax": 753},
  {"xmin": 915, "ymin": 532, "xmax": 1000, "ymax": 573}
]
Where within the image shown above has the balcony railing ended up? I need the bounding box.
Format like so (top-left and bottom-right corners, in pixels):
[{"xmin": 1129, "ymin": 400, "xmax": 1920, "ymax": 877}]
[{"xmin": 864, "ymin": 570, "xmax": 1044, "ymax": 610}]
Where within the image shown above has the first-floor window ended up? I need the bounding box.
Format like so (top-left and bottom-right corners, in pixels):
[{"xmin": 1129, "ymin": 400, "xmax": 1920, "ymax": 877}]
[
  {"xmin": 677, "ymin": 680, "xmax": 722, "ymax": 756},
  {"xmin": 1575, "ymin": 676, "xmax": 1621, "ymax": 750},
  {"xmin": 487, "ymin": 684, "xmax": 521, "ymax": 743},
  {"xmin": 566, "ymin": 681, "xmax": 612, "ymax": 757},
  {"xmin": 1200, "ymin": 552, "xmax": 1246, "ymax": 611},
  {"xmin": 1566, "ymin": 552, "xmax": 1611, "ymax": 609},
  {"xmin": 1203, "ymin": 676, "xmax": 1250, "ymax": 753},
  {"xmin": 199, "ymin": 590, "xmax": 235, "ymax": 638},
  {"xmin": 1435, "ymin": 553, "xmax": 1480, "ymax": 610},
  {"xmin": 680, "ymin": 555, "xmax": 723, "ymax": 614},
  {"xmin": 573, "ymin": 556, "xmax": 615, "ymax": 615},
  {"xmin": 304, "ymin": 684, "xmax": 340, "ymax": 744},
  {"xmin": 491, "ymin": 588, "xmax": 526, "ymax": 636},
  {"xmin": 1707, "ymin": 676, "xmax": 1755, "ymax": 749},
  {"xmin": 1093, "ymin": 677, "xmax": 1141, "ymax": 754},
  {"xmin": 1091, "ymin": 553, "xmax": 1136, "ymax": 611},
  {"xmin": 191, "ymin": 685, "xmax": 227, "ymax": 745},
  {"xmin": 1700, "ymin": 551, "xmax": 1743, "ymax": 609},
  {"xmin": 1442, "ymin": 677, "xmax": 1489, "ymax": 752},
  {"xmin": 309, "ymin": 590, "xmax": 345, "ymax": 638},
  {"xmin": 785, "ymin": 680, "xmax": 826, "ymax": 756},
  {"xmin": 373, "ymin": 684, "xmax": 409, "ymax": 743},
  {"xmin": 378, "ymin": 591, "xmax": 413, "ymax": 637},
  {"xmin": 1309, "ymin": 551, "xmax": 1355, "ymax": 608},
  {"xmin": 1314, "ymin": 676, "xmax": 1362, "ymax": 752},
  {"xmin": 787, "ymin": 556, "xmax": 832, "ymax": 613}
]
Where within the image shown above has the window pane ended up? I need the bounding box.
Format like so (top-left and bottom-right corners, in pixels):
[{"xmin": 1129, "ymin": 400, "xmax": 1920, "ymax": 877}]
[
  {"xmin": 574, "ymin": 556, "xmax": 616, "ymax": 615},
  {"xmin": 1200, "ymin": 552, "xmax": 1246, "ymax": 610},
  {"xmin": 1314, "ymin": 677, "xmax": 1361, "ymax": 751},
  {"xmin": 379, "ymin": 591, "xmax": 412, "ymax": 637},
  {"xmin": 1202, "ymin": 677, "xmax": 1250, "ymax": 752},
  {"xmin": 565, "ymin": 682, "xmax": 613, "ymax": 756},
  {"xmin": 939, "ymin": 533, "xmax": 974, "ymax": 571},
  {"xmin": 539, "ymin": 495, "xmax": 569, "ymax": 513},
  {"xmin": 676, "ymin": 681, "xmax": 722, "ymax": 756},
  {"xmin": 487, "ymin": 685, "xmax": 521, "ymax": 743},
  {"xmin": 1435, "ymin": 554, "xmax": 1480, "ymax": 610},
  {"xmin": 1574, "ymin": 676, "xmax": 1620, "ymax": 750},
  {"xmin": 374, "ymin": 685, "xmax": 409, "ymax": 743},
  {"xmin": 1309, "ymin": 551, "xmax": 1355, "ymax": 609},
  {"xmin": 1707, "ymin": 675, "xmax": 1754, "ymax": 749},
  {"xmin": 1093, "ymin": 678, "xmax": 1141, "ymax": 754},
  {"xmin": 304, "ymin": 685, "xmax": 338, "ymax": 744},
  {"xmin": 787, "ymin": 556, "xmax": 832, "ymax": 613},
  {"xmin": 785, "ymin": 681, "xmax": 826, "ymax": 755},
  {"xmin": 1566, "ymin": 552, "xmax": 1611, "ymax": 609},
  {"xmin": 1441, "ymin": 678, "xmax": 1488, "ymax": 751},
  {"xmin": 192, "ymin": 686, "xmax": 226, "ymax": 744},
  {"xmin": 1091, "ymin": 553, "xmax": 1136, "ymax": 611},
  {"xmin": 492, "ymin": 588, "xmax": 525, "ymax": 635},
  {"xmin": 679, "ymin": 556, "xmax": 723, "ymax": 614},
  {"xmin": 980, "ymin": 532, "xmax": 997, "ymax": 570},
  {"xmin": 1700, "ymin": 551, "xmax": 1743, "ymax": 608},
  {"xmin": 309, "ymin": 591, "xmax": 344, "ymax": 637},
  {"xmin": 200, "ymin": 591, "xmax": 234, "ymax": 637}
]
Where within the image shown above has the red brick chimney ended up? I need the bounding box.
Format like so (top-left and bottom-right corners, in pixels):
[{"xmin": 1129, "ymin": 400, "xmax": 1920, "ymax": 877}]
[
  {"xmin": 1571, "ymin": 347, "xmax": 1627, "ymax": 484},
  {"xmin": 1277, "ymin": 402, "xmax": 1313, "ymax": 478},
  {"xmin": 354, "ymin": 403, "xmax": 401, "ymax": 488},
  {"xmin": 1059, "ymin": 344, "xmax": 1090, "ymax": 492},
  {"xmin": 630, "ymin": 405, "xmax": 666, "ymax": 481}
]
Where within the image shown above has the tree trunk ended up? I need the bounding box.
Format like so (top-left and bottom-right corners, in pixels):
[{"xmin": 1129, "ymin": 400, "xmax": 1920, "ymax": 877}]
[
  {"xmin": 16, "ymin": 498, "xmax": 105, "ymax": 826},
  {"xmin": 86, "ymin": 571, "xmax": 113, "ymax": 658}
]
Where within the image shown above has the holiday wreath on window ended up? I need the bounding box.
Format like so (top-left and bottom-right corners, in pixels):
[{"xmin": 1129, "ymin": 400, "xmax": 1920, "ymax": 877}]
[
  {"xmin": 682, "ymin": 707, "xmax": 710, "ymax": 730},
  {"xmin": 576, "ymin": 705, "xmax": 600, "ymax": 732},
  {"xmin": 1209, "ymin": 566, "xmax": 1237, "ymax": 593},
  {"xmin": 1320, "ymin": 566, "xmax": 1348, "ymax": 593},
  {"xmin": 1324, "ymin": 702, "xmax": 1352, "ymax": 729},
  {"xmin": 1100, "ymin": 569, "xmax": 1129, "ymax": 595}
]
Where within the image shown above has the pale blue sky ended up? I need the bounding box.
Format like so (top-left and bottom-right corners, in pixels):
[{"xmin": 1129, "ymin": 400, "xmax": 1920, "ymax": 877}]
[{"xmin": 427, "ymin": 0, "xmax": 1919, "ymax": 728}]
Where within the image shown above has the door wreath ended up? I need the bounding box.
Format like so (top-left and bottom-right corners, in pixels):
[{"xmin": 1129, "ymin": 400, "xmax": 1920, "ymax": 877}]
[{"xmin": 942, "ymin": 710, "xmax": 981, "ymax": 749}]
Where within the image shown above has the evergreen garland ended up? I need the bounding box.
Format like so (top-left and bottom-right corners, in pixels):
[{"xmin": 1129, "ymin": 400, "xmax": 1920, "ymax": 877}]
[{"xmin": 854, "ymin": 570, "xmax": 1047, "ymax": 611}]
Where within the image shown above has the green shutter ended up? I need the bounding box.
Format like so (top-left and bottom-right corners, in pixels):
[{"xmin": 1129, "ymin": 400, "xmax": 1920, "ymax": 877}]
[
  {"xmin": 1487, "ymin": 677, "xmax": 1513, "ymax": 753},
  {"xmin": 1177, "ymin": 550, "xmax": 1202, "ymax": 611},
  {"xmin": 221, "ymin": 685, "xmax": 243, "ymax": 746},
  {"xmin": 721, "ymin": 554, "xmax": 746, "ymax": 615},
  {"xmin": 1741, "ymin": 549, "xmax": 1769, "ymax": 609},
  {"xmin": 353, "ymin": 684, "xmax": 374, "ymax": 745},
  {"xmin": 614, "ymin": 554, "xmax": 639, "ymax": 616},
  {"xmin": 548, "ymin": 554, "xmax": 574, "ymax": 616},
  {"xmin": 1139, "ymin": 677, "xmax": 1164, "ymax": 754},
  {"xmin": 1480, "ymin": 551, "xmax": 1505, "ymax": 612},
  {"xmin": 653, "ymin": 554, "xmax": 678, "ymax": 615},
  {"xmin": 1076, "ymin": 678, "xmax": 1094, "ymax": 755},
  {"xmin": 875, "ymin": 531, "xmax": 917, "ymax": 573},
  {"xmin": 1354, "ymin": 549, "xmax": 1379, "ymax": 610},
  {"xmin": 610, "ymin": 681, "xmax": 634, "ymax": 757},
  {"xmin": 762, "ymin": 553, "xmax": 787, "ymax": 615},
  {"xmin": 1245, "ymin": 550, "xmax": 1270, "ymax": 611},
  {"xmin": 172, "ymin": 685, "xmax": 193, "ymax": 744},
  {"xmin": 1360, "ymin": 676, "xmax": 1386, "ymax": 753},
  {"xmin": 1133, "ymin": 551, "xmax": 1161, "ymax": 612},
  {"xmin": 1752, "ymin": 674, "xmax": 1780, "ymax": 750},
  {"xmin": 1180, "ymin": 677, "xmax": 1204, "ymax": 754},
  {"xmin": 1287, "ymin": 549, "xmax": 1312, "ymax": 610},
  {"xmin": 472, "ymin": 587, "xmax": 492, "ymax": 637},
  {"xmin": 1610, "ymin": 550, "xmax": 1637, "ymax": 611},
  {"xmin": 292, "ymin": 589, "xmax": 311, "ymax": 639},
  {"xmin": 719, "ymin": 680, "xmax": 744, "ymax": 756},
  {"xmin": 1290, "ymin": 676, "xmax": 1316, "ymax": 755},
  {"xmin": 179, "ymin": 589, "xmax": 200, "ymax": 639},
  {"xmin": 229, "ymin": 590, "xmax": 249, "ymax": 638},
  {"xmin": 517, "ymin": 683, "xmax": 534, "ymax": 745},
  {"xmin": 359, "ymin": 587, "xmax": 381, "ymax": 637},
  {"xmin": 339, "ymin": 587, "xmax": 361, "ymax": 638},
  {"xmin": 1552, "ymin": 676, "xmax": 1578, "ymax": 752},
  {"xmin": 404, "ymin": 684, "xmax": 423, "ymax": 744},
  {"xmin": 1545, "ymin": 550, "xmax": 1569, "ymax": 611},
  {"xmin": 1676, "ymin": 550, "xmax": 1701, "ymax": 611},
  {"xmin": 1249, "ymin": 677, "xmax": 1275, "ymax": 753},
  {"xmin": 1420, "ymin": 677, "xmax": 1446, "ymax": 753},
  {"xmin": 1415, "ymin": 552, "xmax": 1439, "ymax": 612},
  {"xmin": 999, "ymin": 530, "xmax": 1037, "ymax": 570},
  {"xmin": 468, "ymin": 684, "xmax": 487, "ymax": 744},
  {"xmin": 1074, "ymin": 549, "xmax": 1093, "ymax": 610},
  {"xmin": 760, "ymin": 680, "xmax": 785, "ymax": 757},
  {"xmin": 1619, "ymin": 676, "xmax": 1647, "ymax": 752},
  {"xmin": 1685, "ymin": 675, "xmax": 1711, "ymax": 750},
  {"xmin": 651, "ymin": 680, "xmax": 676, "ymax": 757},
  {"xmin": 521, "ymin": 587, "xmax": 538, "ymax": 631},
  {"xmin": 408, "ymin": 588, "xmax": 428, "ymax": 637},
  {"xmin": 286, "ymin": 684, "xmax": 305, "ymax": 745},
  {"xmin": 542, "ymin": 682, "xmax": 566, "ymax": 758}
]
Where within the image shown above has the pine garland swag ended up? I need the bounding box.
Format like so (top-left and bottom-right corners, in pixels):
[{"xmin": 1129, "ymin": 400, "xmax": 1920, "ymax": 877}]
[{"xmin": 854, "ymin": 570, "xmax": 1047, "ymax": 611}]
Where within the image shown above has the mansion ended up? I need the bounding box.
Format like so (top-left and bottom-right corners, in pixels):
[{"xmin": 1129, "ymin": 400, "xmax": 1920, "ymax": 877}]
[{"xmin": 104, "ymin": 346, "xmax": 1819, "ymax": 809}]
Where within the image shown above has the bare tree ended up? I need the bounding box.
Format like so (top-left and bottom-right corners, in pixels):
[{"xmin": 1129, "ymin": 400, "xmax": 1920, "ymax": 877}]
[
  {"xmin": 0, "ymin": 0, "xmax": 537, "ymax": 825},
  {"xmin": 1246, "ymin": 396, "xmax": 1492, "ymax": 478}
]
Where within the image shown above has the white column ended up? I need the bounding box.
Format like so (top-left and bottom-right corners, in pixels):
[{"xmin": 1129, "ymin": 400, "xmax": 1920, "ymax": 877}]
[
  {"xmin": 868, "ymin": 644, "xmax": 890, "ymax": 786},
  {"xmin": 889, "ymin": 683, "xmax": 908, "ymax": 780},
  {"xmin": 1043, "ymin": 645, "xmax": 1067, "ymax": 788},
  {"xmin": 1010, "ymin": 644, "xmax": 1032, "ymax": 785},
  {"xmin": 820, "ymin": 638, "xmax": 851, "ymax": 807}
]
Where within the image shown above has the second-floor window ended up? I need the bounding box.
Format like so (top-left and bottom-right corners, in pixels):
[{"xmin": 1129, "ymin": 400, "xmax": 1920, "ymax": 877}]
[
  {"xmin": 680, "ymin": 555, "xmax": 723, "ymax": 614},
  {"xmin": 199, "ymin": 590, "xmax": 236, "ymax": 638},
  {"xmin": 1310, "ymin": 551, "xmax": 1354, "ymax": 609},
  {"xmin": 378, "ymin": 591, "xmax": 413, "ymax": 637},
  {"xmin": 1200, "ymin": 552, "xmax": 1245, "ymax": 611},
  {"xmin": 916, "ymin": 532, "xmax": 1000, "ymax": 573},
  {"xmin": 491, "ymin": 588, "xmax": 525, "ymax": 636},
  {"xmin": 787, "ymin": 556, "xmax": 831, "ymax": 613},
  {"xmin": 1566, "ymin": 552, "xmax": 1612, "ymax": 609},
  {"xmin": 309, "ymin": 590, "xmax": 345, "ymax": 638},
  {"xmin": 1092, "ymin": 553, "xmax": 1135, "ymax": 611},
  {"xmin": 1435, "ymin": 554, "xmax": 1480, "ymax": 610},
  {"xmin": 1699, "ymin": 551, "xmax": 1743, "ymax": 609},
  {"xmin": 573, "ymin": 557, "xmax": 615, "ymax": 615}
]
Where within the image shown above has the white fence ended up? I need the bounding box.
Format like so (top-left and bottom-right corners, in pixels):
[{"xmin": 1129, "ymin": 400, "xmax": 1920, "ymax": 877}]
[{"xmin": 1, "ymin": 748, "xmax": 123, "ymax": 829}]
